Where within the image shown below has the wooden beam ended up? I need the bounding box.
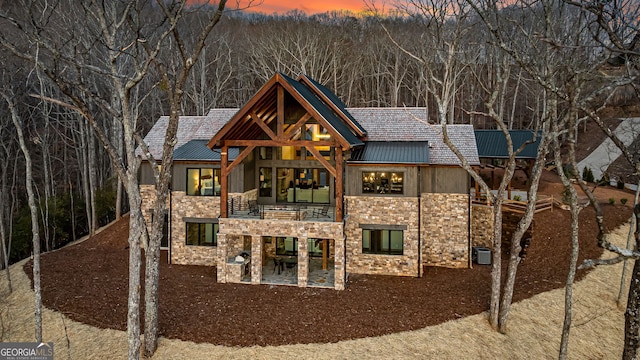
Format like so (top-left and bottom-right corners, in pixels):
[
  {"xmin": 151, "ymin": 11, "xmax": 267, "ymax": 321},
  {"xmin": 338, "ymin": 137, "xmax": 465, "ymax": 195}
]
[
  {"xmin": 335, "ymin": 147, "xmax": 343, "ymax": 222},
  {"xmin": 220, "ymin": 146, "xmax": 228, "ymax": 218},
  {"xmin": 223, "ymin": 139, "xmax": 335, "ymax": 147},
  {"xmin": 250, "ymin": 111, "xmax": 277, "ymax": 140},
  {"xmin": 284, "ymin": 113, "xmax": 312, "ymax": 140},
  {"xmin": 322, "ymin": 239, "xmax": 328, "ymax": 270},
  {"xmin": 226, "ymin": 145, "xmax": 256, "ymax": 174},
  {"xmin": 305, "ymin": 145, "xmax": 336, "ymax": 178},
  {"xmin": 277, "ymin": 86, "xmax": 284, "ymax": 139}
]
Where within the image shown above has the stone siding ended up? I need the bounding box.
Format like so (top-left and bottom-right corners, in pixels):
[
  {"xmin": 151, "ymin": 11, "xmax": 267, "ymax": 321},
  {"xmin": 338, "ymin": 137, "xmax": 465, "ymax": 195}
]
[
  {"xmin": 344, "ymin": 196, "xmax": 420, "ymax": 277},
  {"xmin": 217, "ymin": 218, "xmax": 345, "ymax": 290},
  {"xmin": 421, "ymin": 193, "xmax": 470, "ymax": 268},
  {"xmin": 170, "ymin": 191, "xmax": 221, "ymax": 266},
  {"xmin": 471, "ymin": 204, "xmax": 494, "ymax": 248}
]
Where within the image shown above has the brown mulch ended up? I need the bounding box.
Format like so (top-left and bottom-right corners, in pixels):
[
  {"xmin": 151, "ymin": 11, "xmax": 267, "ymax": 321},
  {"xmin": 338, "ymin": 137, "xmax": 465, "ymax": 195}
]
[{"xmin": 25, "ymin": 198, "xmax": 632, "ymax": 347}]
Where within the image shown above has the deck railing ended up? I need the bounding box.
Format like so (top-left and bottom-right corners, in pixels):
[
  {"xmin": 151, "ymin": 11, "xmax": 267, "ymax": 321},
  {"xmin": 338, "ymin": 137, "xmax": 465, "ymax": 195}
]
[{"xmin": 472, "ymin": 195, "xmax": 555, "ymax": 214}]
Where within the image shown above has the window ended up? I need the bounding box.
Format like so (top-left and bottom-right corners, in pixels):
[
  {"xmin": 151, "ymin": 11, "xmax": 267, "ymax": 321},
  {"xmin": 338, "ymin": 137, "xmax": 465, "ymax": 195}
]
[
  {"xmin": 187, "ymin": 168, "xmax": 221, "ymax": 196},
  {"xmin": 186, "ymin": 222, "xmax": 218, "ymax": 246},
  {"xmin": 362, "ymin": 171, "xmax": 403, "ymax": 194},
  {"xmin": 362, "ymin": 229, "xmax": 403, "ymax": 255},
  {"xmin": 259, "ymin": 167, "xmax": 272, "ymax": 197}
]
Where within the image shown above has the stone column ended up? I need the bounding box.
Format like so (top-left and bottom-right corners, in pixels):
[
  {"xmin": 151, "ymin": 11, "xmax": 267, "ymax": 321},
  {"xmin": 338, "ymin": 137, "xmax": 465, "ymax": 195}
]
[
  {"xmin": 298, "ymin": 236, "xmax": 308, "ymax": 287},
  {"xmin": 216, "ymin": 234, "xmax": 228, "ymax": 283},
  {"xmin": 251, "ymin": 235, "xmax": 262, "ymax": 284},
  {"xmin": 334, "ymin": 235, "xmax": 345, "ymax": 290}
]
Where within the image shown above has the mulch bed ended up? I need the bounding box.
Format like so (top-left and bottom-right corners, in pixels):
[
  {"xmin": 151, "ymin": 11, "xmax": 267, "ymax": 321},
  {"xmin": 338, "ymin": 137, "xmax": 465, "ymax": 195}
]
[{"xmin": 25, "ymin": 203, "xmax": 632, "ymax": 347}]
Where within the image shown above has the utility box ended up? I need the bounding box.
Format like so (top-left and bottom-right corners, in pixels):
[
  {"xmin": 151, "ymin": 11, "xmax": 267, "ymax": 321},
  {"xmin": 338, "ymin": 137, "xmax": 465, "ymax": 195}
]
[{"xmin": 473, "ymin": 247, "xmax": 491, "ymax": 265}]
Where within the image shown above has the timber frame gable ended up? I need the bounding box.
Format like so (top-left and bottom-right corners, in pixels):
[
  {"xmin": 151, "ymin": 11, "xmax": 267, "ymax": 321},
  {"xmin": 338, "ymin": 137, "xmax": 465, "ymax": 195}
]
[{"xmin": 207, "ymin": 72, "xmax": 365, "ymax": 220}]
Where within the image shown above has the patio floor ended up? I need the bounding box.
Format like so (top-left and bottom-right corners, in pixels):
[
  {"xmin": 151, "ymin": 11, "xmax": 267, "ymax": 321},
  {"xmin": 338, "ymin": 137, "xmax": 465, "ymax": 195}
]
[{"xmin": 260, "ymin": 258, "xmax": 335, "ymax": 288}]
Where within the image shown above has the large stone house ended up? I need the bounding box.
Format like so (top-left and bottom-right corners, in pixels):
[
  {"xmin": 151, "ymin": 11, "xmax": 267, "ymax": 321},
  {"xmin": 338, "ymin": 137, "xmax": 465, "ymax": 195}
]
[{"xmin": 139, "ymin": 73, "xmax": 482, "ymax": 290}]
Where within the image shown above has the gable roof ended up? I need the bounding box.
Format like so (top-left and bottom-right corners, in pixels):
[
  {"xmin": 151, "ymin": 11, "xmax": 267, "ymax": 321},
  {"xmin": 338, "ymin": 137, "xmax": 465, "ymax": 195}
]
[
  {"xmin": 136, "ymin": 109, "xmax": 238, "ymax": 160},
  {"xmin": 297, "ymin": 74, "xmax": 367, "ymax": 137},
  {"xmin": 140, "ymin": 107, "xmax": 479, "ymax": 166},
  {"xmin": 173, "ymin": 140, "xmax": 239, "ymax": 161},
  {"xmin": 280, "ymin": 73, "xmax": 364, "ymax": 147},
  {"xmin": 348, "ymin": 108, "xmax": 479, "ymax": 165},
  {"xmin": 208, "ymin": 73, "xmax": 364, "ymax": 149},
  {"xmin": 349, "ymin": 141, "xmax": 430, "ymax": 164},
  {"xmin": 474, "ymin": 130, "xmax": 542, "ymax": 159}
]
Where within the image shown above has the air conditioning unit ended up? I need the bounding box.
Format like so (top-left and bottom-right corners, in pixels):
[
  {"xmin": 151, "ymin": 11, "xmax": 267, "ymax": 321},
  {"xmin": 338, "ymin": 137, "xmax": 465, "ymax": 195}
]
[{"xmin": 473, "ymin": 247, "xmax": 491, "ymax": 265}]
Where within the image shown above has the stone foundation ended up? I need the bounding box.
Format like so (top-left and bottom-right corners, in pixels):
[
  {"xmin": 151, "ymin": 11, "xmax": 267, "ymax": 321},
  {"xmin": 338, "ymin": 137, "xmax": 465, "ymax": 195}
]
[
  {"xmin": 471, "ymin": 204, "xmax": 494, "ymax": 248},
  {"xmin": 421, "ymin": 193, "xmax": 470, "ymax": 268},
  {"xmin": 344, "ymin": 196, "xmax": 420, "ymax": 277},
  {"xmin": 170, "ymin": 191, "xmax": 221, "ymax": 266}
]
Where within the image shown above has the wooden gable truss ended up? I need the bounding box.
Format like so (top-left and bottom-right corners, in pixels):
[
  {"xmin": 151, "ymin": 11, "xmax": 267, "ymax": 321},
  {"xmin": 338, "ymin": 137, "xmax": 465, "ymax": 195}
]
[{"xmin": 208, "ymin": 73, "xmax": 358, "ymax": 221}]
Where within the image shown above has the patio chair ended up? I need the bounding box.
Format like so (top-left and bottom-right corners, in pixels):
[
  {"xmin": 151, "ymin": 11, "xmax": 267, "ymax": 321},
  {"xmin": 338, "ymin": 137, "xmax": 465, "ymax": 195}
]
[
  {"xmin": 312, "ymin": 205, "xmax": 330, "ymax": 218},
  {"xmin": 248, "ymin": 200, "xmax": 260, "ymax": 216}
]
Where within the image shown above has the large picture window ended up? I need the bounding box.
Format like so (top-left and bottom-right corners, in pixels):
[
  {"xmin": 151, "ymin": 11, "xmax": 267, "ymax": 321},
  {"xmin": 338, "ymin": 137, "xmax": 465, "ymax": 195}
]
[
  {"xmin": 362, "ymin": 229, "xmax": 403, "ymax": 255},
  {"xmin": 187, "ymin": 168, "xmax": 221, "ymax": 196},
  {"xmin": 362, "ymin": 172, "xmax": 404, "ymax": 194},
  {"xmin": 186, "ymin": 222, "xmax": 218, "ymax": 246}
]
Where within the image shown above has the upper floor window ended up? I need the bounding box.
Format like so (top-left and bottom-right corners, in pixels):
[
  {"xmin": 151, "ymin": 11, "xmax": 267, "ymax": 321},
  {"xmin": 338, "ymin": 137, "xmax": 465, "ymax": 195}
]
[
  {"xmin": 187, "ymin": 168, "xmax": 221, "ymax": 196},
  {"xmin": 362, "ymin": 229, "xmax": 403, "ymax": 255},
  {"xmin": 362, "ymin": 172, "xmax": 404, "ymax": 194}
]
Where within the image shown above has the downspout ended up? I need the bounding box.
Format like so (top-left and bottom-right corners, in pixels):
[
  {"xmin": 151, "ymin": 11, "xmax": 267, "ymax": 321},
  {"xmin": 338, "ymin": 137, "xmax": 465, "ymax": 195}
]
[{"xmin": 417, "ymin": 167, "xmax": 422, "ymax": 278}]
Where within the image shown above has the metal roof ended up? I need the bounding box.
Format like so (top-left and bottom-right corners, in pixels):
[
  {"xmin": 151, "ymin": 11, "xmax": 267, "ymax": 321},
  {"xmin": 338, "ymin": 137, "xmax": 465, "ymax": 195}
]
[
  {"xmin": 349, "ymin": 108, "xmax": 480, "ymax": 165},
  {"xmin": 474, "ymin": 130, "xmax": 542, "ymax": 159},
  {"xmin": 136, "ymin": 108, "xmax": 238, "ymax": 160},
  {"xmin": 173, "ymin": 140, "xmax": 239, "ymax": 161},
  {"xmin": 300, "ymin": 75, "xmax": 367, "ymax": 136},
  {"xmin": 280, "ymin": 73, "xmax": 364, "ymax": 147},
  {"xmin": 349, "ymin": 141, "xmax": 430, "ymax": 164}
]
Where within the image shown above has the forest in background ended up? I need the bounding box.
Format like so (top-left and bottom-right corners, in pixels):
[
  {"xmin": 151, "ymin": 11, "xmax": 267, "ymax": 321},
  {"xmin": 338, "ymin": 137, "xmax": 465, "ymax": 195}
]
[
  {"xmin": 0, "ymin": 0, "xmax": 637, "ymax": 264},
  {"xmin": 1, "ymin": 1, "xmax": 639, "ymax": 358}
]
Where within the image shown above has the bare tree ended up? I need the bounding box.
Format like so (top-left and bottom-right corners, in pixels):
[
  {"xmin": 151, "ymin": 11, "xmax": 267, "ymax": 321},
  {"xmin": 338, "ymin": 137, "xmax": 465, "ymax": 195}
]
[{"xmin": 1, "ymin": 91, "xmax": 42, "ymax": 342}]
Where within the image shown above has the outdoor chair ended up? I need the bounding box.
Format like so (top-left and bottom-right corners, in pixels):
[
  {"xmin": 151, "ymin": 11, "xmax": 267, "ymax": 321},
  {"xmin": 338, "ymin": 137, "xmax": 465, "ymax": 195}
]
[
  {"xmin": 248, "ymin": 200, "xmax": 260, "ymax": 216},
  {"xmin": 312, "ymin": 205, "xmax": 330, "ymax": 218}
]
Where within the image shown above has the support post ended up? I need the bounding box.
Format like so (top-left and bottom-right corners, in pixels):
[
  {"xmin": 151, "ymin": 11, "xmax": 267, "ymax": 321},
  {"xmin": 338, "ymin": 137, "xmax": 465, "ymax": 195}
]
[
  {"xmin": 220, "ymin": 145, "xmax": 228, "ymax": 218},
  {"xmin": 335, "ymin": 147, "xmax": 343, "ymax": 222}
]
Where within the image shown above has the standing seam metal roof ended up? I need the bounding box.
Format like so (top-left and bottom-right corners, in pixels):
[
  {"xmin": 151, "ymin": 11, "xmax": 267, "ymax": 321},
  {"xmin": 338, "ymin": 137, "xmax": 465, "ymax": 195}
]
[
  {"xmin": 173, "ymin": 139, "xmax": 239, "ymax": 161},
  {"xmin": 474, "ymin": 130, "xmax": 542, "ymax": 159},
  {"xmin": 349, "ymin": 141, "xmax": 430, "ymax": 164},
  {"xmin": 280, "ymin": 73, "xmax": 364, "ymax": 147}
]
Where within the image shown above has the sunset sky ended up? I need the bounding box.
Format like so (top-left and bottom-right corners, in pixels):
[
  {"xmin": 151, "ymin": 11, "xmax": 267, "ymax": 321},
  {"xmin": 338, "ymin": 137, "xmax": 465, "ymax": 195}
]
[{"xmin": 247, "ymin": 0, "xmax": 369, "ymax": 15}]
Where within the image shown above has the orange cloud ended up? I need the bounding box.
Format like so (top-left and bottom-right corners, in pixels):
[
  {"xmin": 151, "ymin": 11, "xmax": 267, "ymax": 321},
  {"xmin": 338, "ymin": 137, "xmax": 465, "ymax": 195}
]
[{"xmin": 246, "ymin": 0, "xmax": 368, "ymax": 15}]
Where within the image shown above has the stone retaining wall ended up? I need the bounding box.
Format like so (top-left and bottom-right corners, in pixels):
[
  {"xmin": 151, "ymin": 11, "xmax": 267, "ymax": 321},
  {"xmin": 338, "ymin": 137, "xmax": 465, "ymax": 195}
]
[
  {"xmin": 471, "ymin": 204, "xmax": 494, "ymax": 248},
  {"xmin": 421, "ymin": 193, "xmax": 470, "ymax": 268},
  {"xmin": 344, "ymin": 196, "xmax": 420, "ymax": 277}
]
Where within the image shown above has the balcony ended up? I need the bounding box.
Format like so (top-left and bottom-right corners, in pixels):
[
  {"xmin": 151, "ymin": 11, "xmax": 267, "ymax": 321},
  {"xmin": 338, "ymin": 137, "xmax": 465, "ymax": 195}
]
[{"xmin": 227, "ymin": 200, "xmax": 335, "ymax": 222}]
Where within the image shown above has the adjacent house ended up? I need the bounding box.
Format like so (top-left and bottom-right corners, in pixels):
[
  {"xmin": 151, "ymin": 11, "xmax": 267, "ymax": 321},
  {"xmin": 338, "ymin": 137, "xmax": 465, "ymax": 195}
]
[{"xmin": 138, "ymin": 73, "xmax": 481, "ymax": 290}]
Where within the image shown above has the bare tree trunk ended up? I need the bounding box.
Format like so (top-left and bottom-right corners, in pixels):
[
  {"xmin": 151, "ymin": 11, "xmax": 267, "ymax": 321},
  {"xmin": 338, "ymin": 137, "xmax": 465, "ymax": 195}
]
[
  {"xmin": 624, "ymin": 205, "xmax": 640, "ymax": 360},
  {"xmin": 3, "ymin": 92, "xmax": 42, "ymax": 342},
  {"xmin": 489, "ymin": 202, "xmax": 503, "ymax": 329},
  {"xmin": 88, "ymin": 126, "xmax": 98, "ymax": 232},
  {"xmin": 0, "ymin": 142, "xmax": 12, "ymax": 292},
  {"xmin": 619, "ymin": 181, "xmax": 640, "ymax": 306}
]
